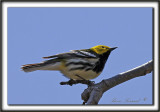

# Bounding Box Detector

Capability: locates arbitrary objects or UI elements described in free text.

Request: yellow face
[91,45,111,54]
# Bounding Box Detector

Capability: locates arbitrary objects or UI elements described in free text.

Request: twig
[60,79,95,86]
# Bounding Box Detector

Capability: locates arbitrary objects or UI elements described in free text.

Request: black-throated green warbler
[21,45,117,80]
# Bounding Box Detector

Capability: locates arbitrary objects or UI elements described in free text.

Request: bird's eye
[101,46,105,48]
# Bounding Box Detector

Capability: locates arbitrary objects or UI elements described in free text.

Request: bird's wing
[43,49,97,59]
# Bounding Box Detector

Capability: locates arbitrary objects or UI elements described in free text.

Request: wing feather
[43,49,97,59]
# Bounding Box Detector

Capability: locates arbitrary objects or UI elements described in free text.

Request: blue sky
[8,7,152,104]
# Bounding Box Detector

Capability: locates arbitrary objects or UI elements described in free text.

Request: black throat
[93,51,111,73]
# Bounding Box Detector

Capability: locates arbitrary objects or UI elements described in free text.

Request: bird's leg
[75,74,95,86]
[60,75,95,86]
[75,74,85,80]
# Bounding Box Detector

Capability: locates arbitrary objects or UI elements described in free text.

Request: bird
[21,45,117,84]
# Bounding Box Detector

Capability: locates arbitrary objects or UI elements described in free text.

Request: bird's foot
[60,79,76,86]
[75,74,95,86]
[86,80,95,86]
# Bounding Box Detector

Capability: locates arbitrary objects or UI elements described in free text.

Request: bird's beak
[109,47,118,51]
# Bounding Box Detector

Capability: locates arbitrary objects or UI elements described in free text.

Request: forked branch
[81,60,153,105]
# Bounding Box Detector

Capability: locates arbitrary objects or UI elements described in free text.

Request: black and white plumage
[21,45,117,80]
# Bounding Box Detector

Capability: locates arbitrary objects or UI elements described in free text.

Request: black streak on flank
[66,62,93,67]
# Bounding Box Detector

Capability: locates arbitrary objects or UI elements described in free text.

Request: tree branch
[81,60,153,105]
[60,79,95,86]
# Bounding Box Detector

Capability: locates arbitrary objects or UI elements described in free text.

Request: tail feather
[21,59,61,72]
[21,63,43,72]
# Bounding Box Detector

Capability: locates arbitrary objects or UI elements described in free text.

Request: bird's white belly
[60,68,101,80]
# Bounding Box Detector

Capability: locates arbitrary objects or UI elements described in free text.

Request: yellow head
[91,45,117,55]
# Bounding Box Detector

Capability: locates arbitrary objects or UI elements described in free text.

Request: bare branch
[60,79,95,86]
[81,60,153,105]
